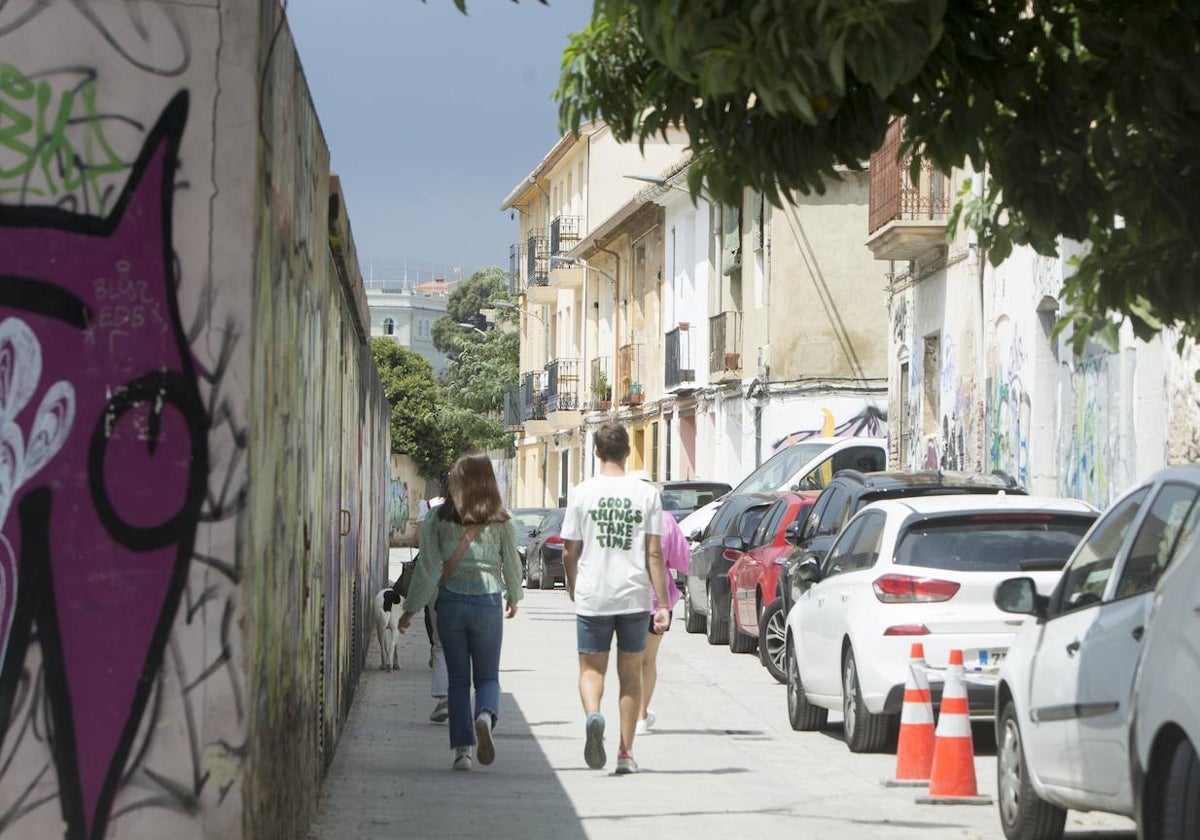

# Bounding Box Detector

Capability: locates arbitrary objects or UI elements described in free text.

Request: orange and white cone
[916,649,993,805]
[882,643,935,787]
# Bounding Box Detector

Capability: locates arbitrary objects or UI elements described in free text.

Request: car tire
[758,598,788,684]
[729,597,757,654]
[538,556,554,590]
[787,638,828,731]
[1161,739,1200,840]
[705,585,729,645]
[842,647,892,753]
[683,589,706,634]
[997,700,1067,840]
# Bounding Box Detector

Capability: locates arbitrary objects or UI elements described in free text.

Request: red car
[727,491,819,682]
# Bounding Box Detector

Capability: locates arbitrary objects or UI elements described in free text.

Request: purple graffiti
[0,93,205,840]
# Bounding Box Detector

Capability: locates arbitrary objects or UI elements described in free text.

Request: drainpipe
[596,240,622,388]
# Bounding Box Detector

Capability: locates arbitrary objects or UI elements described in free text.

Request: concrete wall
[0,2,388,837]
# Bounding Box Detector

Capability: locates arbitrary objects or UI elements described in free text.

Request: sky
[287,0,593,287]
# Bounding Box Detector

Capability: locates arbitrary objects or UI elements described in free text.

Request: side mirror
[689,528,703,542]
[795,555,821,583]
[995,577,1046,619]
[722,534,746,552]
[785,522,803,545]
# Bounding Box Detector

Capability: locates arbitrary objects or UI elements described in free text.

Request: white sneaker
[475,713,496,766]
[635,719,648,736]
[452,747,473,771]
[644,709,656,730]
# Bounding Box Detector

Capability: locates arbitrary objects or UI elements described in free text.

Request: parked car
[781,469,1027,617]
[726,491,820,680]
[656,480,732,523]
[511,507,551,568]
[677,437,887,541]
[786,494,1096,754]
[992,465,1200,838]
[683,492,777,645]
[1132,521,1200,840]
[524,507,566,590]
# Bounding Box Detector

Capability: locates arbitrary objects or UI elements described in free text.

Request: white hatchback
[784,494,1097,753]
[992,465,1200,839]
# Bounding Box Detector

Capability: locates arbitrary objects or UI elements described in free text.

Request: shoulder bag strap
[440,525,479,584]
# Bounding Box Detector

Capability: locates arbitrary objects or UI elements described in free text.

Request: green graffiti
[0,64,131,213]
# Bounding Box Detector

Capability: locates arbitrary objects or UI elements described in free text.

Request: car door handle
[840,592,850,602]
[1132,625,1144,642]
[816,595,826,606]
[1066,640,1080,656]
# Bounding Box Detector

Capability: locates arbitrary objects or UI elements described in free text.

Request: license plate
[964,648,1007,672]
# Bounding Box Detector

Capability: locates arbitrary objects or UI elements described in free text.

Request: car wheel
[1161,739,1200,840]
[538,557,554,590]
[787,638,828,731]
[841,647,892,753]
[705,585,729,645]
[997,701,1067,840]
[729,596,756,654]
[683,587,706,633]
[758,598,787,684]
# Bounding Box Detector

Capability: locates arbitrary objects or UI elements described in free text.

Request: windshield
[730,443,833,495]
[512,510,547,530]
[660,486,727,513]
[894,515,1096,572]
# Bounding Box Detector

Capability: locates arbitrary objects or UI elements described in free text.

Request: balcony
[508,243,523,297]
[525,233,555,305]
[587,356,613,412]
[502,382,522,432]
[550,215,583,255]
[546,358,582,430]
[709,311,742,382]
[616,343,646,407]
[865,118,950,261]
[520,370,552,437]
[665,323,697,391]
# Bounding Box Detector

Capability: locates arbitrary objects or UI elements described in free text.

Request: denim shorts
[577,612,651,654]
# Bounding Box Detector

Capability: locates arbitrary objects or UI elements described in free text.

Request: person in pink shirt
[628,472,690,735]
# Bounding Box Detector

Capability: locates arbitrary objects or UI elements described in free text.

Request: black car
[511,507,551,569]
[525,508,566,590]
[780,469,1025,614]
[683,491,778,645]
[656,480,732,523]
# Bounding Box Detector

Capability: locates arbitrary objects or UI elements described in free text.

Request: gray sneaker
[584,713,606,769]
[475,713,496,766]
[430,699,449,723]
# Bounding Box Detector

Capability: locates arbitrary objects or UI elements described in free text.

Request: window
[821,517,866,579]
[894,515,1095,572]
[738,504,772,545]
[843,512,886,572]
[382,317,395,336]
[1057,488,1149,614]
[816,487,852,536]
[1115,483,1200,598]
[753,501,787,548]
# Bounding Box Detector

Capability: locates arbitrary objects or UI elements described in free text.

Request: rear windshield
[731,442,832,495]
[894,515,1095,573]
[661,486,727,513]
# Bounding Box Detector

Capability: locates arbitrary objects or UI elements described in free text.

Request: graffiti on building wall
[389,480,410,544]
[771,405,888,454]
[1058,352,1129,508]
[987,320,1031,486]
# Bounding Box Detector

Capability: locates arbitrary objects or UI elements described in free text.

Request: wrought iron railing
[508,243,523,296]
[588,356,613,411]
[868,118,950,235]
[617,343,646,406]
[526,233,550,288]
[665,324,695,388]
[546,358,581,412]
[521,370,547,423]
[550,215,583,256]
[709,311,742,375]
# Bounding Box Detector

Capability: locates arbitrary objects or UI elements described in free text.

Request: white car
[784,494,1097,753]
[678,436,887,541]
[1132,522,1200,840]
[992,465,1200,839]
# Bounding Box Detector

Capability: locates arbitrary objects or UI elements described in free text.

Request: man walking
[562,422,670,774]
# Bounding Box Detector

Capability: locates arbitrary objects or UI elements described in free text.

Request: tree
[431,266,511,360]
[441,328,520,416]
[554,1,1200,352]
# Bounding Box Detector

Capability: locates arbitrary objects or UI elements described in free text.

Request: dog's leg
[390,626,401,671]
[376,617,388,670]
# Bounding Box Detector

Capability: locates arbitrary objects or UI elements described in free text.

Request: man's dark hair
[594,421,630,464]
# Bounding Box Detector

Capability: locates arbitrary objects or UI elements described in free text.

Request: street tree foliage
[431,266,511,359]
[441,328,521,416]
[554,1,1200,352]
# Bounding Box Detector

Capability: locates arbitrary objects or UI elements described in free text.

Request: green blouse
[404,511,524,612]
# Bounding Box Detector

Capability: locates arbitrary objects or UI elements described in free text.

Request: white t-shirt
[561,474,663,616]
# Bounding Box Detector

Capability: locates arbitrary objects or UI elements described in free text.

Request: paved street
[310,553,1134,839]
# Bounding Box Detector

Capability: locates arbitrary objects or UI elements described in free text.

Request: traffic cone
[882,643,935,787]
[915,649,993,805]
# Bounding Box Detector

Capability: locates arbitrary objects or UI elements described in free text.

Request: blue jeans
[435,588,503,749]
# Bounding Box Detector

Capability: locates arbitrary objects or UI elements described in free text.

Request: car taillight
[873,574,960,603]
[546,535,564,545]
[884,624,931,636]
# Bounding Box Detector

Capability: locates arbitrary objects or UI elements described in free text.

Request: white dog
[373,587,403,671]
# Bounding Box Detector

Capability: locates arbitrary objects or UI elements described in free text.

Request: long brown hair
[444,451,509,525]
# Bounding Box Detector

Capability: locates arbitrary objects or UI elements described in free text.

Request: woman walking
[399,452,523,770]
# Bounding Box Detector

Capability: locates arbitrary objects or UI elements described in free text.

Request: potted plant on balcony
[628,380,644,405]
[592,371,611,411]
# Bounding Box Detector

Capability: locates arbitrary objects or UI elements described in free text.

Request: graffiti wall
[387,454,423,548]
[0,2,388,838]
